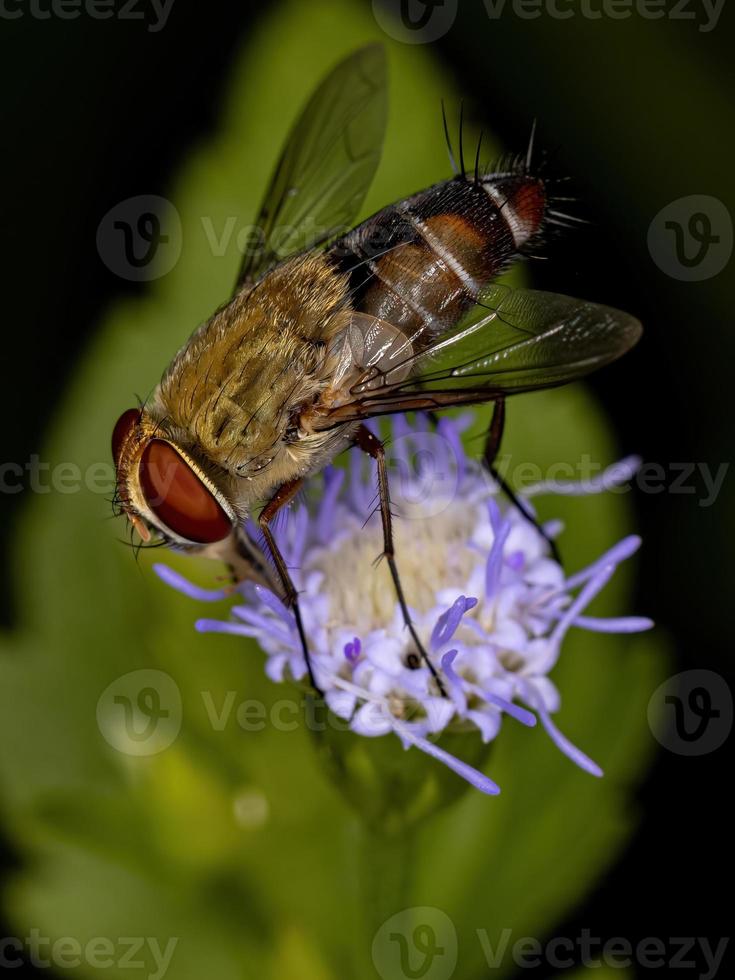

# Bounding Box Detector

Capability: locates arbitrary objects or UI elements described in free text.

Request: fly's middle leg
[353,423,448,698]
[482,397,562,566]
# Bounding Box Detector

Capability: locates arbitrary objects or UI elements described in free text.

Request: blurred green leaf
[0,0,669,978]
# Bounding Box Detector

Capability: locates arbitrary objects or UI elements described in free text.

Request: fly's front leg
[482,397,562,566]
[258,478,322,695]
[353,424,448,697]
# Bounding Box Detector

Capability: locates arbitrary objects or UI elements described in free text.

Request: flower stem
[359,821,416,970]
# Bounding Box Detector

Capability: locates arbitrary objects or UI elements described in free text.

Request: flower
[155,413,652,796]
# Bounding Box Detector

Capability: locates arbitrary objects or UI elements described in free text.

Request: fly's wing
[234,45,387,291]
[322,284,642,422]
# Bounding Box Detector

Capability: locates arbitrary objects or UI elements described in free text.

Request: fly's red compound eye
[138,439,232,544]
[112,408,141,463]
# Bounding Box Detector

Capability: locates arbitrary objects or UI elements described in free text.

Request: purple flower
[155,414,652,796]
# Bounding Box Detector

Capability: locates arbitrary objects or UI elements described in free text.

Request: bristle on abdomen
[329,171,547,349]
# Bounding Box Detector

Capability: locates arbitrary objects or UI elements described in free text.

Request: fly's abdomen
[329,172,546,346]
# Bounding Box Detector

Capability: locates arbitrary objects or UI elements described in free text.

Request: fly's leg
[258,478,322,695]
[483,397,563,566]
[353,424,448,697]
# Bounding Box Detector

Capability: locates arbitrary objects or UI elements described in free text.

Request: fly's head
[112,406,239,550]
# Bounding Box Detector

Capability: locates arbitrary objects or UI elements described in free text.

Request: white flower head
[156,413,652,795]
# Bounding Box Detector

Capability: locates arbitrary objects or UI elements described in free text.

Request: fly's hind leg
[258,478,323,695]
[483,397,562,566]
[353,424,448,697]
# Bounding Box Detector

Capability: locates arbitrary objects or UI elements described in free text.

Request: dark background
[1,2,732,976]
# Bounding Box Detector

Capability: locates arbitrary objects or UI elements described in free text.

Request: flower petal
[153,564,232,601]
[393,724,501,795]
[430,596,477,651]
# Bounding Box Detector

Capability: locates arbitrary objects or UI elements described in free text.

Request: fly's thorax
[140,391,296,517]
[155,250,353,475]
[224,420,360,515]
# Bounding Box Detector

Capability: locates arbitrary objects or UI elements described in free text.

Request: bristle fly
[526,118,537,172]
[441,100,459,176]
[473,131,484,184]
[458,100,467,179]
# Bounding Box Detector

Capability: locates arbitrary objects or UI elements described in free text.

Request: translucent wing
[234,45,387,290]
[322,284,642,422]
